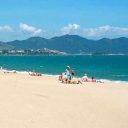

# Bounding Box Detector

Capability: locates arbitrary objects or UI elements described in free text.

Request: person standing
[71,69,75,78]
[66,66,72,81]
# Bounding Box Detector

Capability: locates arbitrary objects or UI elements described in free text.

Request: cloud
[1,23,128,41]
[61,24,128,38]
[83,25,128,38]
[61,24,80,34]
[19,23,43,36]
[0,25,13,32]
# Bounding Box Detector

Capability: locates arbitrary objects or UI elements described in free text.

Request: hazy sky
[0,0,128,41]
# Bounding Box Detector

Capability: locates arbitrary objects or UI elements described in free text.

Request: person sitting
[69,79,82,84]
[62,78,82,84]
[36,73,42,76]
[58,72,67,82]
[91,77,96,82]
[29,72,42,76]
[82,74,89,82]
[4,70,17,74]
[59,73,63,81]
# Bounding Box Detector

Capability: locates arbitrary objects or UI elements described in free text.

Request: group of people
[59,66,80,84]
[82,74,96,82]
[59,66,97,84]
[28,72,42,76]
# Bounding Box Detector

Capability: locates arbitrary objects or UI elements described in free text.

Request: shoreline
[1,68,128,85]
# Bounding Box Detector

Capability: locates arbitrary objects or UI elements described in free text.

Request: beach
[0,71,128,128]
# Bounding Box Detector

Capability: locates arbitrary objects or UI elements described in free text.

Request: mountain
[7,37,48,50]
[0,35,128,54]
[0,41,14,50]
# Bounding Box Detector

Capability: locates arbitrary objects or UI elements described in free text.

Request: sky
[0,0,128,41]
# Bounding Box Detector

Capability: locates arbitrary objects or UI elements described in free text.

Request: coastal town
[0,48,66,55]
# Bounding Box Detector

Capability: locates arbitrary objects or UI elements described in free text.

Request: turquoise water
[0,55,128,82]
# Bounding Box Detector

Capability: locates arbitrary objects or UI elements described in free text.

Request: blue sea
[0,55,128,83]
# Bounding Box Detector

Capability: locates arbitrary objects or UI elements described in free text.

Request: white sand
[0,71,128,128]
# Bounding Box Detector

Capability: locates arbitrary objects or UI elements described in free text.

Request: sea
[0,55,128,83]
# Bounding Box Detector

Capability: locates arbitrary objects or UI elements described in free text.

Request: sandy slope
[0,72,128,128]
